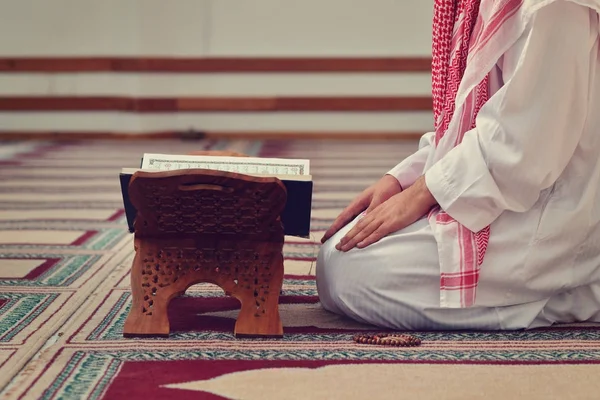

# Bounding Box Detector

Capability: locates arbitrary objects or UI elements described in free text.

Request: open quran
[119,152,313,338]
[119,153,313,237]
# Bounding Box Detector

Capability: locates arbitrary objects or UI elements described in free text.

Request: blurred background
[0,0,434,140]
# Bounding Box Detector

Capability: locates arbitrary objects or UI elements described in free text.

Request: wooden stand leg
[234,253,284,338]
[123,251,175,337]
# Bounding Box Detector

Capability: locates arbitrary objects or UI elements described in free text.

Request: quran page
[140,153,310,177]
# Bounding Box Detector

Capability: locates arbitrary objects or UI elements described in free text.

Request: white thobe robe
[316,1,600,330]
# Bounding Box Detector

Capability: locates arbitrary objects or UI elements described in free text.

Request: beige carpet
[0,139,599,400]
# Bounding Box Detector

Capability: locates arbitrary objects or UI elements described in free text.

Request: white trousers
[316,216,600,331]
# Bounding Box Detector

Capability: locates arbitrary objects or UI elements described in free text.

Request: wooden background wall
[0,0,434,139]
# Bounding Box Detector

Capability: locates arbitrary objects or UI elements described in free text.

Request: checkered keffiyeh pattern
[430,0,524,307]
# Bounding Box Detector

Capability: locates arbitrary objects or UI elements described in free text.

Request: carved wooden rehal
[123,169,286,338]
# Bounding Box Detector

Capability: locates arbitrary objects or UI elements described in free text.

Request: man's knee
[316,240,351,308]
[316,239,370,315]
[315,239,340,312]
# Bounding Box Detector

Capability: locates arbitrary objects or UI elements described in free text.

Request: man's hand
[320,175,403,243]
[336,176,437,252]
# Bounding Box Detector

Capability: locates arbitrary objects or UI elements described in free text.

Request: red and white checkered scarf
[429,0,599,307]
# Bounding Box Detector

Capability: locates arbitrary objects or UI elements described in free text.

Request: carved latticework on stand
[122,169,286,338]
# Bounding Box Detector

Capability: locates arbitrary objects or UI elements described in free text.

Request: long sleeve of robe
[423,3,593,233]
[389,2,595,232]
[386,131,435,190]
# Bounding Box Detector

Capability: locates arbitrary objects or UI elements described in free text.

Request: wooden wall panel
[0,96,432,112]
[0,130,423,141]
[0,57,432,73]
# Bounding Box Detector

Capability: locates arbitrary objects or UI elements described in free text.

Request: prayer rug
[1,139,599,400]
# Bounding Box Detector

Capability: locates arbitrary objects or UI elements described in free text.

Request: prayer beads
[353,333,421,347]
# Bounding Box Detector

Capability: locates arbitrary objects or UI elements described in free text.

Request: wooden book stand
[122,169,286,338]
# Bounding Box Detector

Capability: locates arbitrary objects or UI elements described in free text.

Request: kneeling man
[317,0,600,330]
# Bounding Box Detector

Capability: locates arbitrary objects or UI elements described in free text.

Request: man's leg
[527,283,600,328]
[316,216,505,331]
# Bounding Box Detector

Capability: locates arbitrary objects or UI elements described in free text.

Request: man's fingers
[339,220,381,252]
[321,212,353,243]
[321,198,368,242]
[356,225,389,249]
[364,197,384,215]
[337,218,381,252]
[337,213,371,246]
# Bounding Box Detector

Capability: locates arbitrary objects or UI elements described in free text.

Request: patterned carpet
[1,139,600,399]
